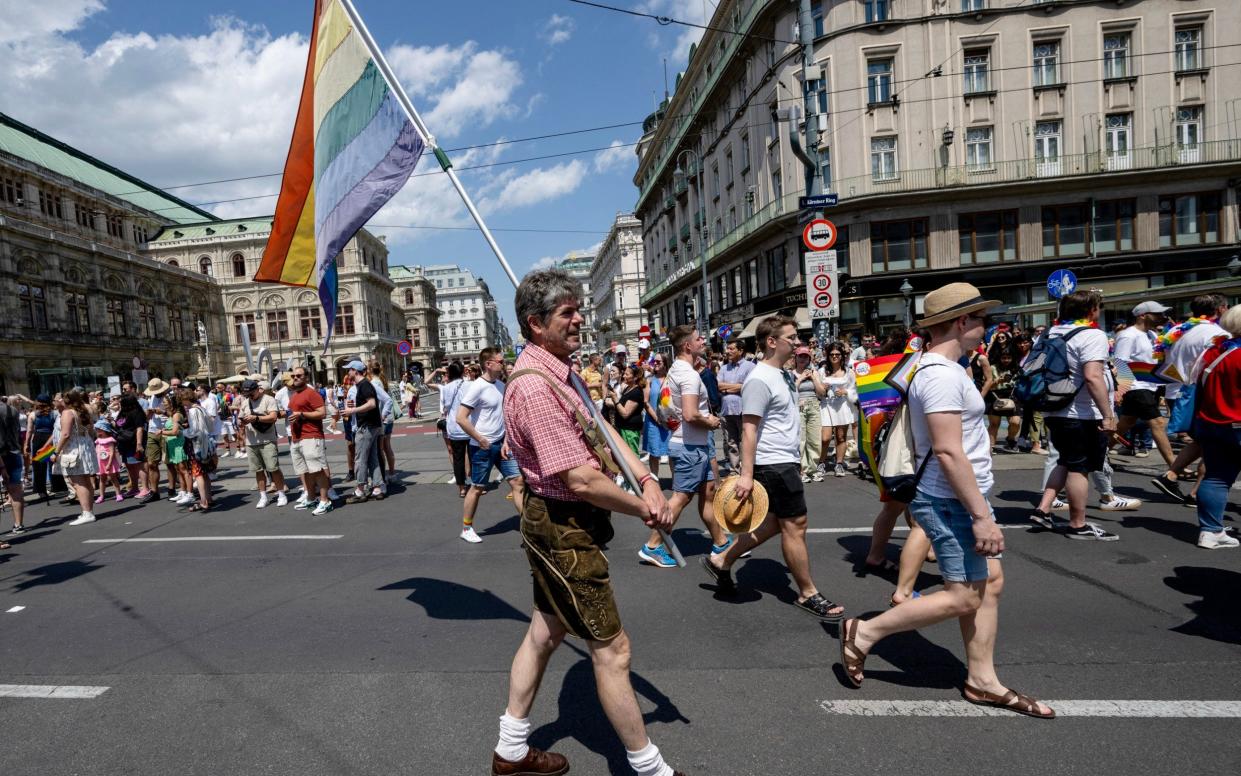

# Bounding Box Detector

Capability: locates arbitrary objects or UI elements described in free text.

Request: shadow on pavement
[530,658,690,776]
[480,514,520,537]
[828,609,968,691]
[12,558,104,592]
[1119,514,1199,544]
[1166,565,1241,646]
[378,577,530,623]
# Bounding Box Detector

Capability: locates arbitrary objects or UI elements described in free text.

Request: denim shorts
[469,440,520,486]
[668,442,715,494]
[909,492,998,583]
[1,451,22,483]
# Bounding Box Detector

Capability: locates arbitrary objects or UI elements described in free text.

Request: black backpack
[1013,327,1090,411]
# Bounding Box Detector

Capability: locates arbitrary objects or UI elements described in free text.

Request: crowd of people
[0,359,430,545]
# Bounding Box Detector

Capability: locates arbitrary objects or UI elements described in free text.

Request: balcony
[832,138,1241,201]
[674,175,689,198]
[679,223,691,243]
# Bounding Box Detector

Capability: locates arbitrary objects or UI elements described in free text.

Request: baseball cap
[795,346,811,356]
[613,344,627,355]
[637,340,650,350]
[240,379,260,393]
[345,359,367,372]
[1132,300,1171,316]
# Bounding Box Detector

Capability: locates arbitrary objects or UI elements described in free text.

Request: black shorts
[1045,417,1106,474]
[1120,388,1163,421]
[753,462,807,519]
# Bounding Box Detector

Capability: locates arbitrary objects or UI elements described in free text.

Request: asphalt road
[0,424,1238,776]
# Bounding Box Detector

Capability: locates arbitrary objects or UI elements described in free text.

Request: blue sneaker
[711,534,752,558]
[638,543,677,568]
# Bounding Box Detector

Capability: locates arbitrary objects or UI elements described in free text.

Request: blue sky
[1,0,712,329]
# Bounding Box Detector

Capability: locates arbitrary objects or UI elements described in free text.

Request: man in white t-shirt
[1111,300,1174,466]
[702,314,845,622]
[1033,290,1120,541]
[1151,293,1231,502]
[456,347,524,544]
[833,283,1053,718]
[638,325,726,569]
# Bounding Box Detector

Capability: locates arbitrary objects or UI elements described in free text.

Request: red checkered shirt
[504,344,600,502]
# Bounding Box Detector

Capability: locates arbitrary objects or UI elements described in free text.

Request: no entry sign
[802,218,837,251]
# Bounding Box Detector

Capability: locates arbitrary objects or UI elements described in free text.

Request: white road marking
[6,606,25,613]
[0,684,109,699]
[818,700,1241,717]
[82,535,344,543]
[806,525,1027,534]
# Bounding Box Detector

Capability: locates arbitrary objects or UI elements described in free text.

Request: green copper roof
[148,216,273,242]
[0,112,218,225]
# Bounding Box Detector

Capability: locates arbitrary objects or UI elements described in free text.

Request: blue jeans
[668,442,714,494]
[1193,419,1241,533]
[468,440,520,486]
[909,492,996,583]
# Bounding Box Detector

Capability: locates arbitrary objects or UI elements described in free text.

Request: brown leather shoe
[491,747,569,776]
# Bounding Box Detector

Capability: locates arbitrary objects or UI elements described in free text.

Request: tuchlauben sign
[754,287,806,315]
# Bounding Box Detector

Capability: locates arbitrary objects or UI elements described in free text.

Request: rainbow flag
[1125,361,1176,385]
[856,346,923,497]
[854,354,905,416]
[33,440,54,462]
[255,0,424,345]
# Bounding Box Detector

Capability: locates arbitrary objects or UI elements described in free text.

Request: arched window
[231,253,246,277]
[404,289,413,305]
[199,256,212,275]
[168,260,179,268]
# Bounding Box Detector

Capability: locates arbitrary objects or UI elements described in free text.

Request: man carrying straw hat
[834,282,1054,719]
[701,314,846,622]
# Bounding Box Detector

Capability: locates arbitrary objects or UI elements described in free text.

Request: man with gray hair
[493,268,685,776]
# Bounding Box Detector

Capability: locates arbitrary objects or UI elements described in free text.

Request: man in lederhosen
[492,268,686,776]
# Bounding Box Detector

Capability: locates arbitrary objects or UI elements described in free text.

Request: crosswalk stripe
[0,684,109,699]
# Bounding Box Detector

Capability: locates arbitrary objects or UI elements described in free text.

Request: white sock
[494,712,530,762]
[627,741,673,776]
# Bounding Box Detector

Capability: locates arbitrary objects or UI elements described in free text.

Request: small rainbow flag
[854,354,905,416]
[33,440,54,462]
[255,0,424,347]
[1126,361,1176,384]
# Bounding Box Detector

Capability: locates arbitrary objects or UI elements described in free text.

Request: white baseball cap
[1132,301,1171,316]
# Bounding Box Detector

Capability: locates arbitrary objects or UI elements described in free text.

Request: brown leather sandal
[838,617,866,688]
[962,683,1055,719]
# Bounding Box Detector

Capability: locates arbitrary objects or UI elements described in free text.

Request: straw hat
[915,282,1001,327]
[713,476,769,534]
[143,378,169,397]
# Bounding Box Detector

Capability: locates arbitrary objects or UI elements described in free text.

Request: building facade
[558,251,599,352]
[389,265,444,370]
[145,219,402,385]
[590,212,648,353]
[420,264,503,361]
[636,0,1241,342]
[0,112,226,395]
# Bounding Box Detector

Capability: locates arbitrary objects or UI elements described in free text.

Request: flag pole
[337,0,520,290]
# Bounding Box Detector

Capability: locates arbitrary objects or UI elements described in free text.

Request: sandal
[838,617,866,688]
[860,558,899,575]
[187,503,211,513]
[794,593,844,622]
[888,590,922,608]
[962,683,1055,719]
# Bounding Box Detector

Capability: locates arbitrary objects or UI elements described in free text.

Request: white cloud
[593,140,635,174]
[480,160,587,212]
[528,255,561,272]
[637,0,708,63]
[524,240,603,276]
[0,0,102,45]
[540,14,575,46]
[0,6,531,246]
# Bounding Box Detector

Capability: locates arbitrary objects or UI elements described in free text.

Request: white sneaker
[293,495,312,510]
[276,491,289,507]
[1050,498,1069,511]
[68,512,96,526]
[327,488,340,501]
[175,492,195,505]
[255,493,269,509]
[460,526,482,543]
[1099,495,1142,511]
[234,451,247,459]
[1198,530,1239,549]
[311,501,333,516]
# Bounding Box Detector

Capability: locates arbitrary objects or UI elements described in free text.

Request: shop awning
[737,308,813,338]
[1005,276,1241,316]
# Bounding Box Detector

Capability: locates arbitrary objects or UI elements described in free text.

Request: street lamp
[900,279,914,328]
[1228,255,1241,277]
[674,145,711,334]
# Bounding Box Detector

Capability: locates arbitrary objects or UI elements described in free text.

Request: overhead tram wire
[124,36,1241,203]
[565,0,799,45]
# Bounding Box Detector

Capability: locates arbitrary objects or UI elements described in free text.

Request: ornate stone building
[590,212,647,353]
[0,112,225,395]
[145,218,401,386]
[389,264,443,370]
[419,264,505,361]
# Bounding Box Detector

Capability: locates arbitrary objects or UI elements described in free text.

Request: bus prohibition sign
[814,291,834,309]
[802,218,837,251]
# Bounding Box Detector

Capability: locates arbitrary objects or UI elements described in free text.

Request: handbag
[992,397,1017,413]
[58,448,80,468]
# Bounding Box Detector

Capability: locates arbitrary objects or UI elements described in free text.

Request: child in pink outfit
[93,419,124,503]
